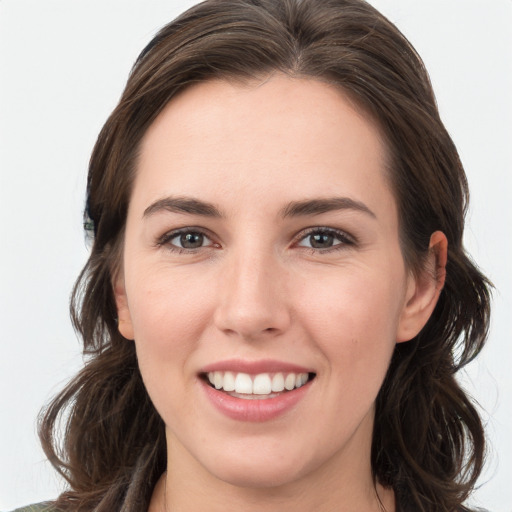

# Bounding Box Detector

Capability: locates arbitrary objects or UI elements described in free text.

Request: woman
[12,0,491,510]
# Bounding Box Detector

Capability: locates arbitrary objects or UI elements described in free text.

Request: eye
[157,229,217,252]
[174,231,207,249]
[296,228,354,251]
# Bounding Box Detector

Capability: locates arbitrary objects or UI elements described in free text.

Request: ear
[396,231,447,343]
[113,273,134,340]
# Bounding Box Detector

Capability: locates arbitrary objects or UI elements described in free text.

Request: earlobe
[113,275,134,340]
[396,231,448,343]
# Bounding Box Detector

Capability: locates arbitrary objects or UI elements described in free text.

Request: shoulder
[8,503,59,512]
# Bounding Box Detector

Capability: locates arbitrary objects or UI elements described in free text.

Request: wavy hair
[39,1,492,510]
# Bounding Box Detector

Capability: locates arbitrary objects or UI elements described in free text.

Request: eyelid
[155,226,219,251]
[154,225,355,253]
[294,226,356,250]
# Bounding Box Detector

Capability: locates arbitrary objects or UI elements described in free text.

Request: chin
[214,462,307,490]
[198,440,319,490]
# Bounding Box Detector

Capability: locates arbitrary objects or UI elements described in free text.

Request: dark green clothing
[9,503,56,512]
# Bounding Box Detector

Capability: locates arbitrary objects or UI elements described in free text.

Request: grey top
[9,503,56,512]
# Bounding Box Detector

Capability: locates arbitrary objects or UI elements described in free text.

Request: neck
[149,421,395,512]
[152,468,394,512]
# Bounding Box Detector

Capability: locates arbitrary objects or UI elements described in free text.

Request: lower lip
[200,379,312,422]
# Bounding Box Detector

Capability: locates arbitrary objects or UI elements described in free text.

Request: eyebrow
[143,196,223,219]
[142,195,376,220]
[280,197,376,219]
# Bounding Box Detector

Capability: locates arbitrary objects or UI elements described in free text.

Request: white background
[0,1,511,510]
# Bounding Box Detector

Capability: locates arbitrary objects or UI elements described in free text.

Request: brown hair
[39,1,491,510]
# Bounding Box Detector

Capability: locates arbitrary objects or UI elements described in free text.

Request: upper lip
[200,358,314,375]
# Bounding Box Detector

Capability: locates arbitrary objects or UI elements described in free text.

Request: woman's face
[115,75,432,490]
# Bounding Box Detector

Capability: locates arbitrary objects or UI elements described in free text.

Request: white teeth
[284,373,296,391]
[271,373,285,392]
[234,373,253,394]
[214,371,223,390]
[223,371,235,392]
[253,374,272,394]
[207,371,311,395]
[295,373,308,388]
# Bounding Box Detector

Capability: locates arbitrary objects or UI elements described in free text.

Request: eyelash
[156,227,356,254]
[156,228,218,254]
[294,227,356,253]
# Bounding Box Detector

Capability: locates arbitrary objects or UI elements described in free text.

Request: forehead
[142,74,386,159]
[134,75,395,221]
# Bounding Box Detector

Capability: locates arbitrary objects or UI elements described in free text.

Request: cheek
[125,266,214,378]
[296,262,406,376]
[128,264,210,333]
[125,268,216,423]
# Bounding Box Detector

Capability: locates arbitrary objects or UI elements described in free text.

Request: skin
[114,74,447,512]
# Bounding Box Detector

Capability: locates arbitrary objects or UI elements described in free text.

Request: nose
[213,247,291,341]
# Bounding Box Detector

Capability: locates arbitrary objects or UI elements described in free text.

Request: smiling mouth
[202,371,316,399]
